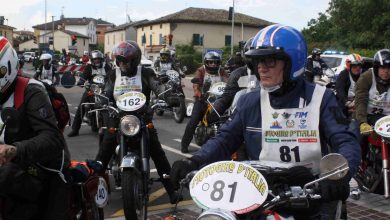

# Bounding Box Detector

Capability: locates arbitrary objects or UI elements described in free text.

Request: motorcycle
[92,91,163,220]
[193,79,229,146]
[0,108,109,220]
[80,75,106,132]
[174,153,349,220]
[313,67,336,92]
[354,115,390,198]
[151,69,187,123]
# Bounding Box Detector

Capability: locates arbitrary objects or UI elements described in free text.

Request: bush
[176,44,202,75]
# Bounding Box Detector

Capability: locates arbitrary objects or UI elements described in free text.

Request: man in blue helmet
[170,24,360,219]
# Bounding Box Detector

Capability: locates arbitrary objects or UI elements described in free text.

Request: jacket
[335,69,360,106]
[192,78,361,177]
[193,66,229,98]
[355,68,390,124]
[4,80,69,170]
[304,57,328,82]
[81,63,112,83]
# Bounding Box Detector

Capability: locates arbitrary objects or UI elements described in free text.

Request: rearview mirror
[320,153,349,180]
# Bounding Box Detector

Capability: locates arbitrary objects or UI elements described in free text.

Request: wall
[19,39,38,51]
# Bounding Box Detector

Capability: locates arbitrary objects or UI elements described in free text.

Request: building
[33,16,112,51]
[0,16,15,45]
[134,7,273,60]
[13,30,35,51]
[104,20,148,56]
[96,18,115,46]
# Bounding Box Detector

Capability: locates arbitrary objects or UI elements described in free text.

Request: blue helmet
[245,24,307,81]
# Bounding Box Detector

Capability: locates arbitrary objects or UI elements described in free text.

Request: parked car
[23,51,37,62]
[321,52,349,78]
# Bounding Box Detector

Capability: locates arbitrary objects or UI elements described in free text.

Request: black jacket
[81,63,112,83]
[34,64,59,84]
[304,57,328,82]
[4,80,69,170]
[335,69,359,106]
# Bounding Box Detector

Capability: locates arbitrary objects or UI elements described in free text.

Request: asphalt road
[22,62,199,218]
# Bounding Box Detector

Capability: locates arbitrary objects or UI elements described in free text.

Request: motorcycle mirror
[319,153,349,180]
[61,71,76,88]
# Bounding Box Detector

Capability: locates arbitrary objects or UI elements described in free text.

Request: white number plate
[190,161,268,214]
[375,115,390,138]
[116,91,146,111]
[166,70,179,80]
[95,177,109,208]
[93,76,105,84]
[209,82,226,96]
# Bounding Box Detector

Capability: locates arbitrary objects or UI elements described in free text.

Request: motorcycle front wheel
[173,97,186,123]
[122,169,145,220]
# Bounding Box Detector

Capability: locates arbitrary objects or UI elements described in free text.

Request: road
[22,62,198,219]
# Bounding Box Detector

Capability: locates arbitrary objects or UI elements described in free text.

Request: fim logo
[295,112,308,118]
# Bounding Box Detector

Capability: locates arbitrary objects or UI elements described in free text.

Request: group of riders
[0,22,390,219]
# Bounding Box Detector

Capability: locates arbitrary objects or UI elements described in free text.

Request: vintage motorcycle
[193,80,228,146]
[92,91,163,220]
[313,67,336,91]
[0,108,109,220]
[80,75,106,132]
[151,69,186,123]
[354,115,390,198]
[174,153,349,220]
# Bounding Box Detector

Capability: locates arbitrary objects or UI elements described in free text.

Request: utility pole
[44,0,47,44]
[230,0,235,56]
[52,16,55,51]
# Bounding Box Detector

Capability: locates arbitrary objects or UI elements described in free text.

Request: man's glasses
[206,60,219,65]
[256,57,278,68]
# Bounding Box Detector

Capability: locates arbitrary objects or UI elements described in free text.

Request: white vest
[259,85,325,175]
[0,79,43,143]
[347,73,356,100]
[41,65,53,80]
[92,63,107,76]
[113,66,143,100]
[367,71,390,115]
[160,63,172,72]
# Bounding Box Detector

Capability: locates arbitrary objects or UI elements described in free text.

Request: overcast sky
[3,0,330,31]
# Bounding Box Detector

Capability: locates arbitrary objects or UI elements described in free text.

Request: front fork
[381,138,390,198]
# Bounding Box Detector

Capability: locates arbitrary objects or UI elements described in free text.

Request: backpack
[14,77,71,132]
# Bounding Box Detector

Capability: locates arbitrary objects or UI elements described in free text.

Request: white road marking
[161,144,192,158]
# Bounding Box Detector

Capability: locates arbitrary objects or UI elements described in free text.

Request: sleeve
[193,67,203,98]
[82,65,93,81]
[12,85,65,166]
[193,102,245,165]
[335,70,349,105]
[319,91,361,178]
[33,66,42,80]
[354,71,372,124]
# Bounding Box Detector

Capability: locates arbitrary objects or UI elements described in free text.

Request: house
[134,7,273,60]
[104,20,148,56]
[96,18,115,46]
[32,15,113,51]
[18,39,38,51]
[0,16,15,45]
[13,30,35,51]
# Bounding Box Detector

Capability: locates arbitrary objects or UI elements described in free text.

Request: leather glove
[170,158,199,190]
[319,176,350,202]
[286,166,315,187]
[0,144,17,165]
[360,122,373,135]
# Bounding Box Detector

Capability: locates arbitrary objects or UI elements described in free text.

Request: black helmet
[312,48,322,56]
[243,37,254,68]
[160,48,171,63]
[203,51,221,74]
[112,40,141,77]
[373,49,390,84]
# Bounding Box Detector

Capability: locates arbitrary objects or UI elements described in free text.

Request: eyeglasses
[206,60,219,65]
[256,57,278,68]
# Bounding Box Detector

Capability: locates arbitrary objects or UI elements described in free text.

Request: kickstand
[164,186,185,220]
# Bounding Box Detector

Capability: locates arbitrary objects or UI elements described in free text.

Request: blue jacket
[193,78,361,176]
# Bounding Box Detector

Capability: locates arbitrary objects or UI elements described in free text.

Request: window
[225,35,231,46]
[0,31,2,36]
[142,27,144,31]
[113,35,115,45]
[149,34,152,46]
[159,34,163,44]
[84,39,86,46]
[150,26,152,30]
[107,35,110,44]
[121,33,123,41]
[193,34,200,46]
[160,24,162,29]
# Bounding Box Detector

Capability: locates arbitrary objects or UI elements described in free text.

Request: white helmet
[40,53,52,61]
[0,37,18,95]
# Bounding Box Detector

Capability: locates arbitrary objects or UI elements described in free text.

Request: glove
[170,158,199,189]
[286,166,315,187]
[207,111,220,124]
[319,177,350,202]
[360,122,372,135]
[0,144,17,165]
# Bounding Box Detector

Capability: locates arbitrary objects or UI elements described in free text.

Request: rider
[208,37,259,123]
[0,37,70,219]
[81,51,90,64]
[171,24,360,219]
[68,50,113,137]
[96,40,181,204]
[355,49,390,134]
[154,47,182,75]
[180,51,229,153]
[34,53,60,85]
[305,48,328,83]
[335,53,363,117]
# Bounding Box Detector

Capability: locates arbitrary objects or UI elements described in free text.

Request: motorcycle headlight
[197,209,238,220]
[120,115,140,136]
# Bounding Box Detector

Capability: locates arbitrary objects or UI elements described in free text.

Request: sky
[3,0,331,32]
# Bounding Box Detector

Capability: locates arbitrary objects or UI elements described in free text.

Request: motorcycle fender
[120,152,140,169]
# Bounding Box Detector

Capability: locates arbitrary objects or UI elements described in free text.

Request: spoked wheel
[122,169,145,220]
[173,97,186,123]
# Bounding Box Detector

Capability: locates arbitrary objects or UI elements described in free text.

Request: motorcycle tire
[122,169,145,220]
[80,200,104,220]
[173,97,186,123]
